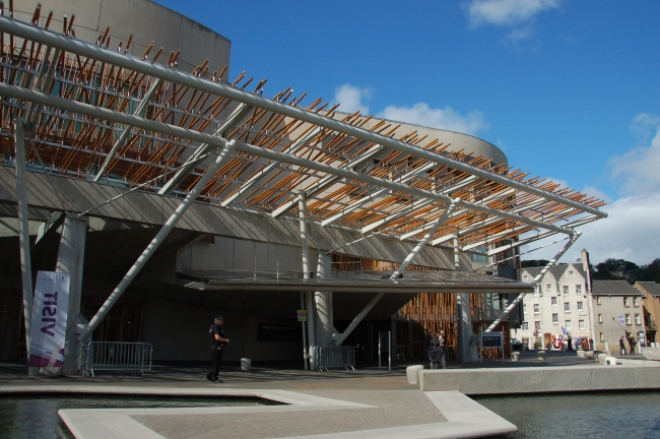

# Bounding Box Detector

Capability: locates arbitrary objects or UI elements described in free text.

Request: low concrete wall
[420,364,660,395]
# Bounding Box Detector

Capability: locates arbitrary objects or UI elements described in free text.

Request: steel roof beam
[221,126,323,207]
[158,102,253,194]
[271,143,388,218]
[320,162,436,227]
[0,83,576,237]
[94,78,163,182]
[0,16,606,219]
[361,175,481,234]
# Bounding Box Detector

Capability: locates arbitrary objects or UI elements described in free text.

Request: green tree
[521,259,550,268]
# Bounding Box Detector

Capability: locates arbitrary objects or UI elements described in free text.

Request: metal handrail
[77,341,153,377]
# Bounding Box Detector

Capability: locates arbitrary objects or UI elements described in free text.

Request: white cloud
[465,0,562,27]
[522,115,660,265]
[334,83,373,114]
[611,118,660,196]
[377,103,489,135]
[522,193,660,266]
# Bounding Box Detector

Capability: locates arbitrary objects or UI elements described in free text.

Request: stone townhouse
[591,280,646,352]
[633,281,660,346]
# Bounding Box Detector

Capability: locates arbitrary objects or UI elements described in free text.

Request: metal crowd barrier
[313,346,356,372]
[77,341,153,377]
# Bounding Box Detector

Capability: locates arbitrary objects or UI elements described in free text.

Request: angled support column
[78,139,238,342]
[14,118,38,375]
[159,103,252,194]
[94,78,163,182]
[56,215,88,376]
[485,231,582,332]
[298,191,316,369]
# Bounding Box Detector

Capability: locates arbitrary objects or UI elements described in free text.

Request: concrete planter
[406,365,424,385]
[537,351,546,361]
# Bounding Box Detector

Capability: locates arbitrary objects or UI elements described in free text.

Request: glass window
[599,332,604,342]
[633,297,639,306]
[577,301,584,311]
[523,304,527,314]
[624,297,630,306]
[522,322,529,331]
[533,286,539,297]
[579,319,585,330]
[534,304,540,314]
[564,302,571,312]
[569,270,574,275]
[552,313,559,324]
[563,285,569,295]
[551,297,557,306]
[576,284,582,295]
[565,320,572,329]
[535,321,541,332]
[596,296,601,305]
[635,314,641,325]
[625,314,631,325]
[598,314,603,323]
[547,284,552,293]
[523,274,528,281]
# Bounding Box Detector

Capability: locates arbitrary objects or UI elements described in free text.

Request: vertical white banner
[28,271,70,368]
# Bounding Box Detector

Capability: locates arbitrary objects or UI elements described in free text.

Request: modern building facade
[0,0,608,373]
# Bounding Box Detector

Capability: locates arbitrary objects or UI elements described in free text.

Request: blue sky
[157,0,659,265]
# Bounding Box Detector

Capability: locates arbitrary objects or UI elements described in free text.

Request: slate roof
[591,280,644,297]
[635,281,660,298]
[521,263,587,281]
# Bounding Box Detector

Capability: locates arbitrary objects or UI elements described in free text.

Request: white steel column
[56,215,88,376]
[14,118,38,376]
[455,235,475,362]
[78,139,238,342]
[314,252,333,346]
[485,231,582,333]
[298,191,316,369]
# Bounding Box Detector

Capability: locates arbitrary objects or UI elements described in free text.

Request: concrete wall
[13,0,231,76]
[420,363,660,394]
[0,168,472,270]
[592,295,645,351]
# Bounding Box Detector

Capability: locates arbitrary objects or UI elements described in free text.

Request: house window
[534,304,540,314]
[546,284,552,293]
[523,304,527,315]
[563,285,569,295]
[596,296,601,305]
[533,286,539,297]
[565,320,572,329]
[576,284,582,295]
[522,322,529,331]
[535,321,541,332]
[633,297,639,306]
[635,314,641,325]
[551,297,558,306]
[577,301,584,311]
[552,313,559,324]
[598,314,603,323]
[599,332,604,342]
[564,302,571,312]
[579,319,585,330]
[625,314,631,325]
[569,270,574,275]
[624,297,630,307]
[523,274,528,281]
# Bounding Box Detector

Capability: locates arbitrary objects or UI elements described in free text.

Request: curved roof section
[0,9,607,254]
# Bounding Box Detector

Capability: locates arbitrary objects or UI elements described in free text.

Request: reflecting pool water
[475,391,660,439]
[0,395,275,439]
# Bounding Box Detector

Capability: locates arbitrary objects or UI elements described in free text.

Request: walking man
[437,329,447,369]
[207,315,230,383]
[619,335,626,356]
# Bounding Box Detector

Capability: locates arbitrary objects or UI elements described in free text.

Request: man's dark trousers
[207,346,223,379]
